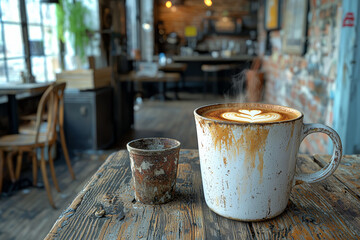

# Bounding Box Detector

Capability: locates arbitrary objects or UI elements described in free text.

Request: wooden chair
[0,83,64,208]
[19,82,75,181]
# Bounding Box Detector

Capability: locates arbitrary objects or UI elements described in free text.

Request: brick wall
[258,0,342,154]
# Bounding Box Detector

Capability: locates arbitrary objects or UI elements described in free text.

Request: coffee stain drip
[242,127,269,184]
[203,121,269,184]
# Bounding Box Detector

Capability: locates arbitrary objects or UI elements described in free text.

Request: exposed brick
[308,81,315,90]
[259,1,340,155]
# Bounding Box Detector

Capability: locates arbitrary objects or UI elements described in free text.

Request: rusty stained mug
[194,103,342,221]
[127,138,181,204]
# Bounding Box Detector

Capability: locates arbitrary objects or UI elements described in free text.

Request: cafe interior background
[0,0,359,239]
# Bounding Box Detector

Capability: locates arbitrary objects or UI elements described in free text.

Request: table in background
[0,82,50,134]
[159,63,187,90]
[119,71,181,100]
[46,150,360,239]
[201,64,239,96]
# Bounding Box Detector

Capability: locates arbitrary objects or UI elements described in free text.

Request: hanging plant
[56,0,91,61]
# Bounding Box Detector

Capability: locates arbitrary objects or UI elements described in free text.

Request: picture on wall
[265,0,281,31]
[282,0,308,55]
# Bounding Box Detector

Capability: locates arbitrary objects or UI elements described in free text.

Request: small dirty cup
[127,138,181,204]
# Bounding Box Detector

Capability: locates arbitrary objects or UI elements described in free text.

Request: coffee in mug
[201,104,299,123]
[194,103,342,221]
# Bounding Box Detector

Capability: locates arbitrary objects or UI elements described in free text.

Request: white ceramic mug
[194,103,342,221]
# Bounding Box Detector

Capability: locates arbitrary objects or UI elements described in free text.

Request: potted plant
[54,0,112,90]
[56,0,91,66]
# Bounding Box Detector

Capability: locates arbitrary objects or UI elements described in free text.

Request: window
[0,0,60,83]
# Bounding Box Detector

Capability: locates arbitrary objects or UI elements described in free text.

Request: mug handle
[294,123,342,184]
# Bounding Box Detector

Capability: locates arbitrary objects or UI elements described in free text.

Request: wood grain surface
[46,150,360,240]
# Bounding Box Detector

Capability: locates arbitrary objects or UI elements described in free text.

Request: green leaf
[56,0,92,62]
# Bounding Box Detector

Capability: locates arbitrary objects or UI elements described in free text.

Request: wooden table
[158,63,187,72]
[0,82,50,133]
[119,71,181,100]
[46,150,360,239]
[159,63,187,91]
[201,64,239,96]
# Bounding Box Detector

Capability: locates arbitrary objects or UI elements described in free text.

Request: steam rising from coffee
[224,68,263,103]
[224,69,247,103]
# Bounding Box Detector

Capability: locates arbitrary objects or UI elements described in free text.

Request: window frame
[0,0,59,83]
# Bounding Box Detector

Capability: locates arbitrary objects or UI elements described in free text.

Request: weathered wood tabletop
[46,150,360,239]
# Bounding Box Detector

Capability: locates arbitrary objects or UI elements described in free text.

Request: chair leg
[15,151,23,180]
[59,125,75,180]
[32,151,38,187]
[0,150,4,194]
[39,147,56,208]
[6,152,16,183]
[48,145,60,192]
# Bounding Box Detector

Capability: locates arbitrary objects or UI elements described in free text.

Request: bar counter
[170,54,255,62]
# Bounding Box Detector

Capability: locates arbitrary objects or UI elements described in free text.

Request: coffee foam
[221,110,282,123]
[199,104,301,123]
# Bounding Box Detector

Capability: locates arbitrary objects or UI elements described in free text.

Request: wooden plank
[145,163,204,239]
[314,154,360,197]
[45,151,360,239]
[46,150,255,239]
[252,155,360,239]
[45,151,130,239]
[179,150,222,239]
[178,151,225,240]
[0,150,109,240]
[56,68,111,90]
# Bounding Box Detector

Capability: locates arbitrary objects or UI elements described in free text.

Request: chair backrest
[33,83,58,145]
[54,82,66,129]
[32,82,67,145]
[34,84,54,144]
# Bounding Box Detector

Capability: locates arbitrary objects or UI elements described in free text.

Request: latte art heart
[221,109,282,123]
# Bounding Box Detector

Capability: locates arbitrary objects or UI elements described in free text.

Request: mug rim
[194,102,304,125]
